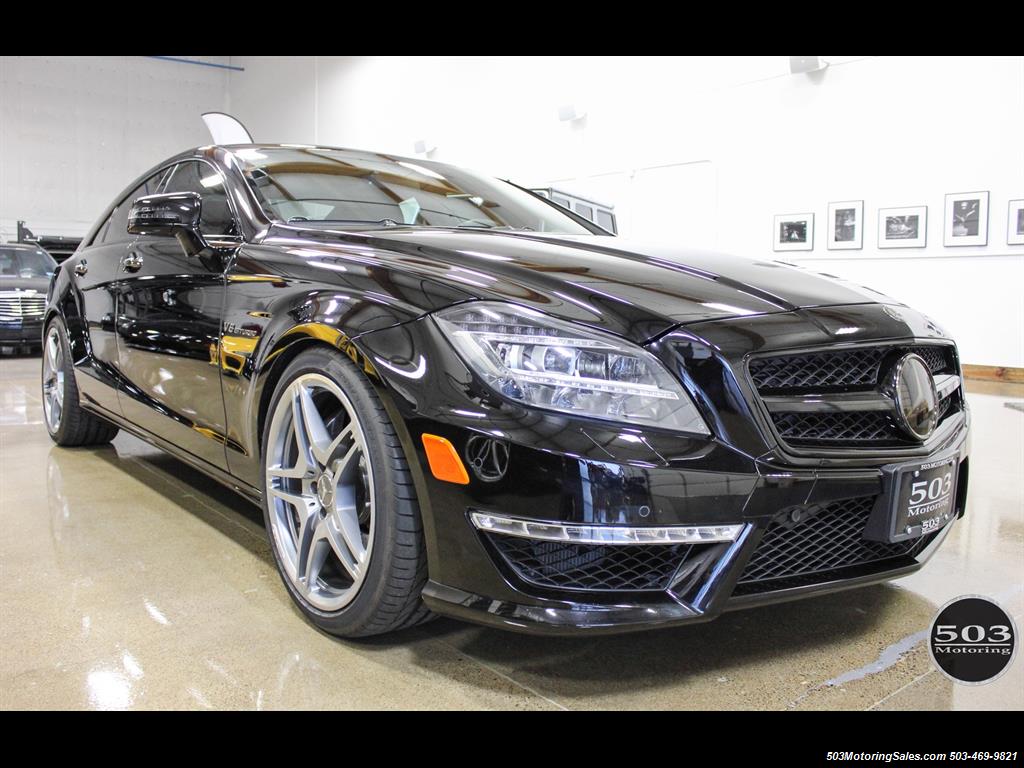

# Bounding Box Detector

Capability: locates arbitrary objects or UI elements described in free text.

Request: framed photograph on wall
[827,200,863,250]
[773,213,814,251]
[878,206,927,249]
[1008,199,1024,246]
[944,191,989,246]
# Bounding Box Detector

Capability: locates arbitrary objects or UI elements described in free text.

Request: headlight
[434,302,709,435]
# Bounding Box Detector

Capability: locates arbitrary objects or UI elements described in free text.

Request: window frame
[158,159,242,240]
[90,166,172,247]
[87,156,244,248]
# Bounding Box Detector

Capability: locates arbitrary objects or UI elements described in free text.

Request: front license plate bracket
[863,451,960,543]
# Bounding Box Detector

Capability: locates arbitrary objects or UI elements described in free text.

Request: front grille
[487,534,695,592]
[773,411,899,444]
[733,496,938,595]
[749,344,952,393]
[748,343,962,449]
[0,292,46,320]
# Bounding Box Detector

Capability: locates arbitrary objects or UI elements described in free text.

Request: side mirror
[127,192,206,257]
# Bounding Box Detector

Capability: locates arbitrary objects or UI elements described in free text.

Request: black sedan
[42,144,970,636]
[1,243,55,353]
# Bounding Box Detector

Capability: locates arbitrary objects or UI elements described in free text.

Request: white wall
[3,57,1019,366]
[226,57,316,146]
[228,56,1023,368]
[0,56,232,241]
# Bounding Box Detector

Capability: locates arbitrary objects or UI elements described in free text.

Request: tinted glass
[0,247,57,279]
[160,161,237,236]
[234,147,595,234]
[574,203,594,221]
[596,210,616,233]
[101,170,167,245]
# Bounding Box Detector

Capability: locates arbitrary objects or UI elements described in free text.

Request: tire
[42,317,120,446]
[261,346,430,637]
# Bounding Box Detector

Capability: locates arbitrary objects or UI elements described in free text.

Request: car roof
[208,143,453,169]
[1,243,44,251]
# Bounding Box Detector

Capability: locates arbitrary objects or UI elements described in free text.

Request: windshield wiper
[288,217,409,227]
[287,217,535,232]
[454,223,535,231]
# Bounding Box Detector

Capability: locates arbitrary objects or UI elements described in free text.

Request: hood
[0,277,50,293]
[262,225,898,343]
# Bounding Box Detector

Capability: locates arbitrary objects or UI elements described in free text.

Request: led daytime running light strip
[455,330,617,349]
[470,512,743,545]
[500,368,679,399]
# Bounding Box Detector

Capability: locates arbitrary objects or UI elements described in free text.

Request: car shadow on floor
[76,438,272,565]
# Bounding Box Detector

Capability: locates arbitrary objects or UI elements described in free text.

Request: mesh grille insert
[487,534,694,592]
[749,344,952,393]
[735,496,938,592]
[772,411,901,444]
[749,344,960,448]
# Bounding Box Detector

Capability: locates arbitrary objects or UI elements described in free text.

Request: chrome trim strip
[934,374,961,400]
[762,391,894,413]
[470,511,743,545]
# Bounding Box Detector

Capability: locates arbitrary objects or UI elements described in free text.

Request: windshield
[233,147,597,235]
[0,247,56,279]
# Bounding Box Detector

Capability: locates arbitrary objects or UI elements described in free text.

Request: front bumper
[0,319,44,347]
[422,524,955,635]
[357,304,971,635]
[418,442,967,636]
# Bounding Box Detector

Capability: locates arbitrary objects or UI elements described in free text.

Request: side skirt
[80,401,263,507]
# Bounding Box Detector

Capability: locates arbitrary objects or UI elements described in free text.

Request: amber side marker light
[421,434,470,485]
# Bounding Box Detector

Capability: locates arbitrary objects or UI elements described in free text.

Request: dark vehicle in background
[1,243,55,353]
[41,143,970,637]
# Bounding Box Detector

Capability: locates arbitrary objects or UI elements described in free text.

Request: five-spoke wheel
[265,374,375,611]
[42,325,65,434]
[261,348,430,636]
[41,318,119,446]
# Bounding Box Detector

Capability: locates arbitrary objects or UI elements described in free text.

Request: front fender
[219,281,434,490]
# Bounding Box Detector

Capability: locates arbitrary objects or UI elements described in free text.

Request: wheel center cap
[315,469,335,508]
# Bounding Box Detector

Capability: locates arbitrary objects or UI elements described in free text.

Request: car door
[114,160,239,471]
[69,169,167,417]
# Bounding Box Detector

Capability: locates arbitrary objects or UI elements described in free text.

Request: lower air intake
[487,534,697,592]
[734,495,939,595]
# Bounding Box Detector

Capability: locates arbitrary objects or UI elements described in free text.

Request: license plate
[889,456,958,541]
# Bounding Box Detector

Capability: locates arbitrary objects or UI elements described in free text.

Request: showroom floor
[1,354,1021,711]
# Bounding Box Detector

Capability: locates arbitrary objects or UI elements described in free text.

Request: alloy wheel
[42,326,65,433]
[265,373,375,612]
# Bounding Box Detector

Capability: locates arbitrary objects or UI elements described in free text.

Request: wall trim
[962,364,1024,384]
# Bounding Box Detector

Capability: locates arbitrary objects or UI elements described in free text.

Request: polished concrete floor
[1,353,1022,710]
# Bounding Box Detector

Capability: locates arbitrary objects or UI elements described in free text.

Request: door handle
[74,260,88,277]
[122,253,144,272]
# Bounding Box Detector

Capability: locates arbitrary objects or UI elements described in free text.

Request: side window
[98,169,167,245]
[160,161,237,237]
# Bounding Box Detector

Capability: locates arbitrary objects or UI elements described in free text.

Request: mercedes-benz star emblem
[889,353,939,441]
